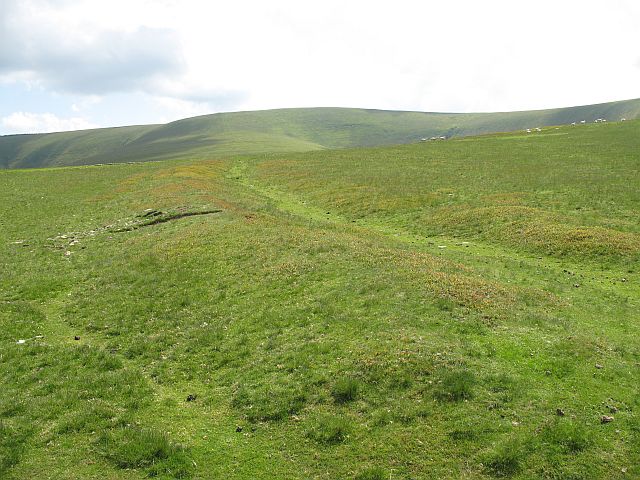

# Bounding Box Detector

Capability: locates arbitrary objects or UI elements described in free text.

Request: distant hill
[2,98,639,169]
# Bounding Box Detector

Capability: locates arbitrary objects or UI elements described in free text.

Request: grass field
[1,118,639,479]
[2,98,640,169]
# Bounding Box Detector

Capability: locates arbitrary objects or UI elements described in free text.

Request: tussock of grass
[541,420,592,454]
[354,467,388,480]
[434,369,476,402]
[331,377,360,404]
[306,415,351,445]
[232,383,307,422]
[449,429,478,442]
[0,421,27,475]
[482,438,524,477]
[99,427,193,477]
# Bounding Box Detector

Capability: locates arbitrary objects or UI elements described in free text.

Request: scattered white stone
[64,251,72,257]
[438,245,447,249]
[16,339,26,344]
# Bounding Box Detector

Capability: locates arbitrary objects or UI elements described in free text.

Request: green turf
[2,98,640,169]
[0,119,638,479]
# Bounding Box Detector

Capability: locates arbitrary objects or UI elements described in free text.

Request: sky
[1,0,639,135]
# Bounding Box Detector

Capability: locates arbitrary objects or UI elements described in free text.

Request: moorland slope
[1,118,639,479]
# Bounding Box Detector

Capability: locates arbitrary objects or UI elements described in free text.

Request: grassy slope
[1,120,639,479]
[2,98,640,169]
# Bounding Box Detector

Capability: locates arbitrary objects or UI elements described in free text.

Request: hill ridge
[2,98,640,169]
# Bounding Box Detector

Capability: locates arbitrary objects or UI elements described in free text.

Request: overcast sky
[1,0,639,134]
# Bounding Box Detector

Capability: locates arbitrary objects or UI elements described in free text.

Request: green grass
[306,414,352,445]
[0,119,639,478]
[434,369,476,402]
[331,377,360,404]
[99,427,193,477]
[2,99,640,168]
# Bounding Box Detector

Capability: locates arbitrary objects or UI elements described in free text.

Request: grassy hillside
[2,98,640,169]
[1,119,639,479]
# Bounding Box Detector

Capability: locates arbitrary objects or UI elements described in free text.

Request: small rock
[74,336,81,341]
[235,425,243,433]
[16,339,26,344]
[601,415,614,424]
[64,251,72,257]
[573,283,580,288]
[186,394,197,402]
[556,408,565,417]
[621,467,627,474]
[595,364,603,369]
[511,421,520,426]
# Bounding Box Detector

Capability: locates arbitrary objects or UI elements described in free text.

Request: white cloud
[0,1,185,95]
[71,96,102,112]
[1,112,98,134]
[151,97,218,123]
[1,0,640,135]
